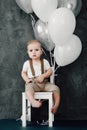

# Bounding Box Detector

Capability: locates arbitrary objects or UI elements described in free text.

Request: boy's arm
[36,68,52,83]
[21,71,32,84]
[42,68,52,79]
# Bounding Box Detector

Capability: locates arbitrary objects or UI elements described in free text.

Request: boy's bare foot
[31,100,42,108]
[51,105,58,114]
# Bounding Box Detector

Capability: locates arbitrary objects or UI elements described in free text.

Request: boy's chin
[32,57,40,60]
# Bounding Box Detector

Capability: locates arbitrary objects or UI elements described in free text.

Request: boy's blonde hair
[27,40,41,49]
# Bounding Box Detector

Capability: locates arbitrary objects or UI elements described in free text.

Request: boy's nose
[32,50,35,52]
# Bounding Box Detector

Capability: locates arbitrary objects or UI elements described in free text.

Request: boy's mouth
[33,55,36,57]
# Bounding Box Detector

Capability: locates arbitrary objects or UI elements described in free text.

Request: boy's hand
[26,79,32,84]
[36,75,45,83]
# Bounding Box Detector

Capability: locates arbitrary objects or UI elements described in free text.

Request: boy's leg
[44,82,60,114]
[26,89,42,108]
[25,83,42,108]
[51,92,60,114]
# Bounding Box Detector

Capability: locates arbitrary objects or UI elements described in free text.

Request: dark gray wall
[55,0,87,120]
[0,0,34,119]
[0,0,87,121]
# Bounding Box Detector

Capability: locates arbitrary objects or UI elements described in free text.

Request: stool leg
[27,100,31,121]
[49,95,53,127]
[52,98,54,122]
[22,93,26,127]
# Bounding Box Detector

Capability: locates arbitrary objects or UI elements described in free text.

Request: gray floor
[0,119,87,130]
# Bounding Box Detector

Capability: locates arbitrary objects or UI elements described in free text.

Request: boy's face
[27,42,42,60]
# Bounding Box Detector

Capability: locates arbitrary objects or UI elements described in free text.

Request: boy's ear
[42,48,44,53]
[41,48,43,54]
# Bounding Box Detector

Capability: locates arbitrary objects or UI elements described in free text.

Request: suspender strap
[29,59,44,77]
[29,60,35,76]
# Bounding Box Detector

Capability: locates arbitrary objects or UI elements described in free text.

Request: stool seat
[22,92,54,127]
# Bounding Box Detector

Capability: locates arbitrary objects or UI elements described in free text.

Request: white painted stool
[22,92,54,127]
[22,67,54,127]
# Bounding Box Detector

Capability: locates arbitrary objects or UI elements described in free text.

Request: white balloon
[16,0,33,14]
[31,0,58,22]
[34,20,55,51]
[74,0,82,16]
[54,35,82,66]
[58,0,77,12]
[58,0,82,16]
[48,7,76,45]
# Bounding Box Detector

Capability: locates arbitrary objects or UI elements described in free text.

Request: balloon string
[42,49,51,63]
[50,51,53,66]
[50,51,60,72]
[54,65,60,73]
[29,13,36,29]
[53,56,60,72]
[43,50,60,83]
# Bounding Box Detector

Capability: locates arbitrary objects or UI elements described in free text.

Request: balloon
[54,35,82,66]
[31,0,58,22]
[58,0,82,16]
[34,20,55,51]
[74,0,82,16]
[16,0,33,14]
[48,7,76,45]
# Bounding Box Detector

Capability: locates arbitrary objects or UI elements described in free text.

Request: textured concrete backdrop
[0,0,34,119]
[0,0,87,121]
